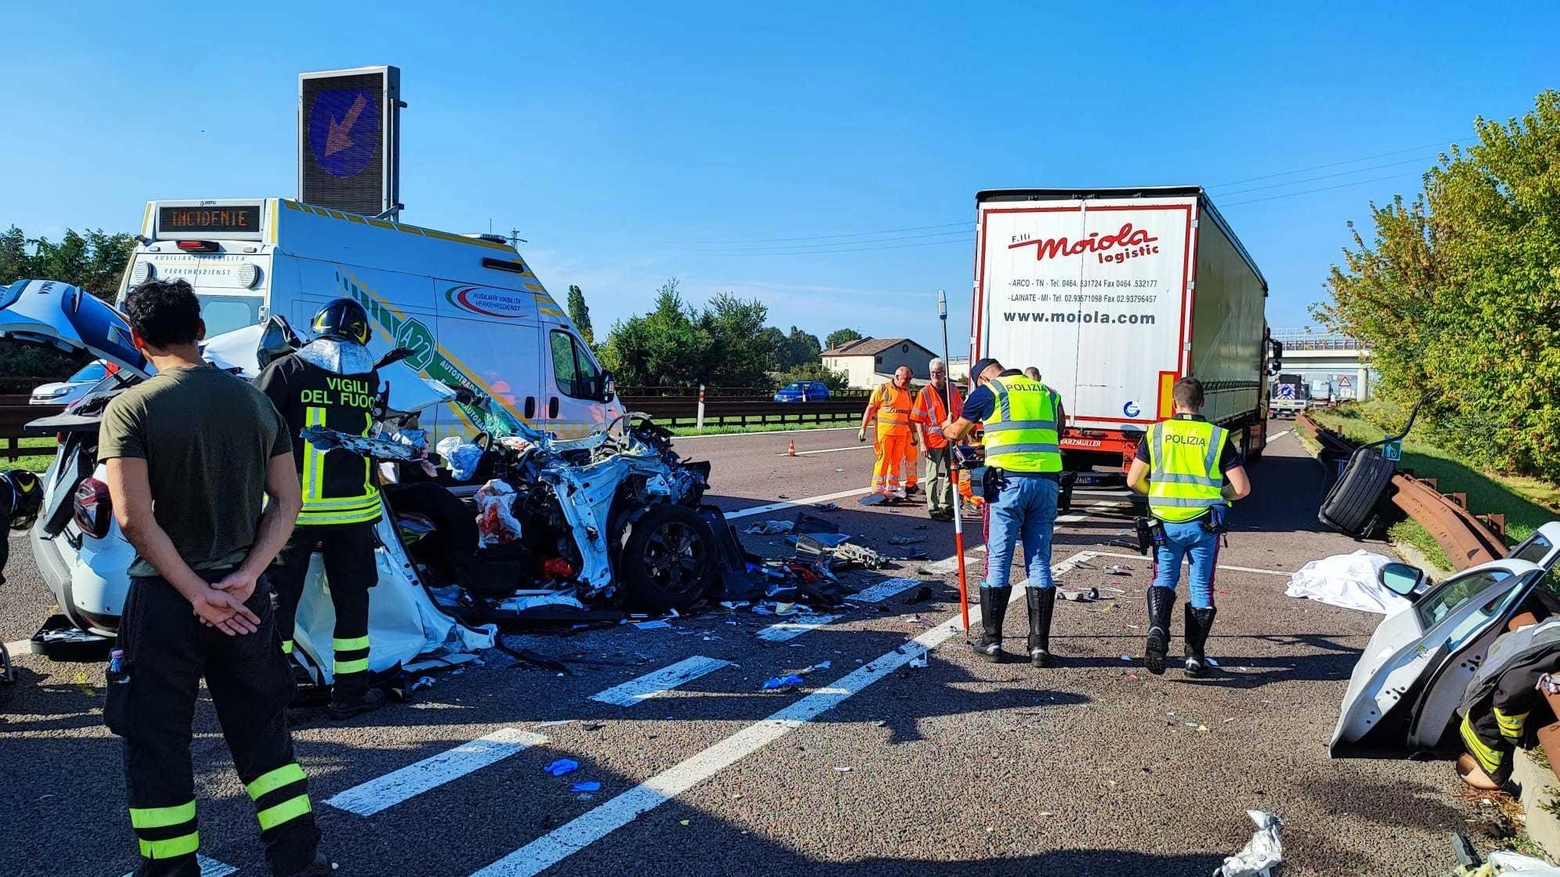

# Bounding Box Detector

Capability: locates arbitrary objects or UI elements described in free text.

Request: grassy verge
[1311,401,1559,566]
[668,421,856,437]
[5,437,57,474]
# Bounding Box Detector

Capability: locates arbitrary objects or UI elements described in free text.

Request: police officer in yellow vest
[1127,377,1251,677]
[256,299,386,719]
[943,358,1067,666]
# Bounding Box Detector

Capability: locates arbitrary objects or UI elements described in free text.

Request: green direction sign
[1382,440,1403,462]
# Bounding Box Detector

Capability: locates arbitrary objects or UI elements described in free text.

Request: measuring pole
[938,289,971,631]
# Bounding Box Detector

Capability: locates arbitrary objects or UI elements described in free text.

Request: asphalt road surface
[0,423,1478,876]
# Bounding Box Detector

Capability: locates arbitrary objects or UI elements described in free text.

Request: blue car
[773,380,831,402]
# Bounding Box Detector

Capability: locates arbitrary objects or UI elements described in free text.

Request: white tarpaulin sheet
[1285,550,1409,614]
[294,514,496,683]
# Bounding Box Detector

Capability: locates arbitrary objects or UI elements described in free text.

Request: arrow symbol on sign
[325,94,368,157]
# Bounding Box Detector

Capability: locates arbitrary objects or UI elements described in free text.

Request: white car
[1331,522,1560,754]
[1,278,728,685]
[29,360,119,406]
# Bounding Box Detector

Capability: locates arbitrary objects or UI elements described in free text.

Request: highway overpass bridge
[1272,330,1374,400]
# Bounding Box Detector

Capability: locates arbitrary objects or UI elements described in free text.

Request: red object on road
[786,439,796,457]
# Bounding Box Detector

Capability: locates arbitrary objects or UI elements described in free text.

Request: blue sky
[3,2,1557,351]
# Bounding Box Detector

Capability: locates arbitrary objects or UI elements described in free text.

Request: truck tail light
[176,240,220,253]
[73,477,112,539]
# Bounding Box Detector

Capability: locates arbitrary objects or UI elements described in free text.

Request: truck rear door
[976,195,1195,429]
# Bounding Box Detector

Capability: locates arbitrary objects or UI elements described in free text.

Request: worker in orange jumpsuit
[859,366,917,500]
[911,357,963,521]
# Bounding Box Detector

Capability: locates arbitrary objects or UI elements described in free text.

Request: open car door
[1331,558,1546,754]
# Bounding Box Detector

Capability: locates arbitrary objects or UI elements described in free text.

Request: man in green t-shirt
[99,279,329,877]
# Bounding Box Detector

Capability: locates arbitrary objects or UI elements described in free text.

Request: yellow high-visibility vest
[1146,416,1228,523]
[981,376,1063,474]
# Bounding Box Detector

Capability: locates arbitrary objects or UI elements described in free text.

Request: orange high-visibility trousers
[902,438,919,489]
[872,433,911,496]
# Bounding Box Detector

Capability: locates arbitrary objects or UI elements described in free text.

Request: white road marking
[755,614,847,642]
[121,856,235,877]
[775,444,872,457]
[1092,551,1293,577]
[470,550,1097,877]
[1268,429,1292,442]
[674,426,856,440]
[325,728,547,817]
[589,656,732,708]
[724,488,870,519]
[844,577,924,603]
[3,639,30,655]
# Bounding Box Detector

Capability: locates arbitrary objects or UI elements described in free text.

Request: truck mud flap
[1319,446,1395,536]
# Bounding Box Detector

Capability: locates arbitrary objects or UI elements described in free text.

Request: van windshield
[196,294,263,337]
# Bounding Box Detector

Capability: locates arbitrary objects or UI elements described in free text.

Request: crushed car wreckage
[0,279,745,688]
[1330,522,1560,756]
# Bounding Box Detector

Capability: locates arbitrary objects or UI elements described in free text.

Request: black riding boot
[1144,586,1175,675]
[1184,604,1218,678]
[970,586,1011,662]
[1026,587,1056,667]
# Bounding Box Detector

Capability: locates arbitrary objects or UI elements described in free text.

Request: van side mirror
[257,317,301,369]
[1379,561,1424,597]
[597,370,616,403]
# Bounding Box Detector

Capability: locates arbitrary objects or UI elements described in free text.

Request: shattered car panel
[1330,560,1544,753]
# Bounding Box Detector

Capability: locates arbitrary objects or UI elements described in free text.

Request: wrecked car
[1331,521,1560,755]
[0,279,733,686]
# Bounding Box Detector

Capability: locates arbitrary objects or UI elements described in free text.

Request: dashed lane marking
[724,488,870,519]
[754,614,847,642]
[774,444,873,457]
[1092,551,1293,577]
[1268,429,1292,442]
[674,426,855,440]
[590,656,733,707]
[468,550,1098,877]
[844,577,925,603]
[325,728,548,817]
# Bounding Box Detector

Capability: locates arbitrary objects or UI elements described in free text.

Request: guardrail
[1296,413,1508,569]
[622,396,867,430]
[0,396,60,461]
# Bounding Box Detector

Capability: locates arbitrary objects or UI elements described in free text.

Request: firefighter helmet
[310,298,372,345]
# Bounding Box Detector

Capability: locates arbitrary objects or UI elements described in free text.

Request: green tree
[775,361,850,392]
[0,226,134,378]
[775,326,822,370]
[825,327,863,350]
[601,280,784,389]
[1317,90,1560,481]
[601,279,713,388]
[0,227,135,301]
[566,284,594,344]
[696,292,774,387]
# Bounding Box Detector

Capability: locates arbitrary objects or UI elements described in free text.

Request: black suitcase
[1319,445,1396,536]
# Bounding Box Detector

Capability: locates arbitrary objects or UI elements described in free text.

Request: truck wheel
[619,505,718,613]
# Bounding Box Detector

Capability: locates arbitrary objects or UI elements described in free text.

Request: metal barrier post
[696,384,705,431]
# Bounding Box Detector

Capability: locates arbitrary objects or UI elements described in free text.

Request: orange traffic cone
[786,439,797,457]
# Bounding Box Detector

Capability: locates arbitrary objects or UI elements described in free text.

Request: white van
[122,198,620,439]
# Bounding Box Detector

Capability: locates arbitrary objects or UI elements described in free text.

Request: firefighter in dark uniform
[257,299,386,720]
